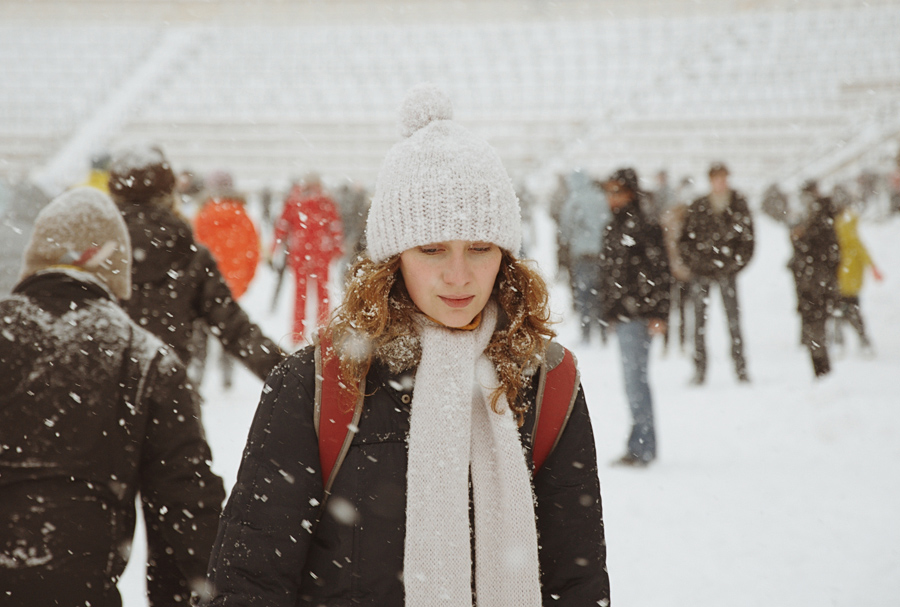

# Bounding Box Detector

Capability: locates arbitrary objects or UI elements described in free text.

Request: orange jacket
[194,198,260,299]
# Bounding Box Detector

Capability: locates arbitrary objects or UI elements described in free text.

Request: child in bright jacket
[833,201,883,352]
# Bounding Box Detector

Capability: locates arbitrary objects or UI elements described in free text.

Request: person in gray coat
[558,169,611,344]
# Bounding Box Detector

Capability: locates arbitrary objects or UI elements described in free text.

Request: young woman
[205,84,610,606]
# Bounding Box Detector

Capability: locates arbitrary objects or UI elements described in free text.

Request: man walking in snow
[678,162,754,385]
[599,168,671,466]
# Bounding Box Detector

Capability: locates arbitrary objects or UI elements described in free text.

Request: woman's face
[399,240,502,327]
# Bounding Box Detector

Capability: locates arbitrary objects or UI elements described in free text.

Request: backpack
[314,330,580,497]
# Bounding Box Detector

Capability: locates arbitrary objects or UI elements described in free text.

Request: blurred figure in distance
[271,172,344,346]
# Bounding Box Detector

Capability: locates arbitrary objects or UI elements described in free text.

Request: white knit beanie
[21,187,132,300]
[366,84,522,262]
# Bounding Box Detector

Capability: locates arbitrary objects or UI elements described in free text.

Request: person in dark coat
[678,162,754,384]
[788,181,841,377]
[108,144,284,381]
[599,168,672,467]
[206,84,610,606]
[107,145,284,604]
[0,188,225,606]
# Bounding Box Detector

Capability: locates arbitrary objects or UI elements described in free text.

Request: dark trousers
[802,317,831,377]
[692,274,748,379]
[664,280,691,352]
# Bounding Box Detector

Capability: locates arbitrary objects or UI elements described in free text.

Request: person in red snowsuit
[272,176,343,345]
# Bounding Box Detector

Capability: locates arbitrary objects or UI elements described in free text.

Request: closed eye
[470,243,495,253]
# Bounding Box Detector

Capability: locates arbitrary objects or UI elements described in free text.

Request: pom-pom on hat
[365,84,522,262]
[21,187,132,300]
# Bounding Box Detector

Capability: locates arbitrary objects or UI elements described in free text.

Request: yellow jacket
[79,169,110,194]
[834,209,873,297]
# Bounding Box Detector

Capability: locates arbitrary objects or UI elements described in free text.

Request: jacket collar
[14,268,115,302]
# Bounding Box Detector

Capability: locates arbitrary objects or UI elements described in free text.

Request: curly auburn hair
[326,250,556,425]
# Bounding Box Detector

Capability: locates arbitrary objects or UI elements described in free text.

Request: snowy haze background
[117,202,900,606]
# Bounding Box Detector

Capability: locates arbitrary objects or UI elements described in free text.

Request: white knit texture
[404,303,542,607]
[22,187,132,300]
[366,85,522,262]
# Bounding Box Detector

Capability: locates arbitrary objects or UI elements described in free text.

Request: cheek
[479,257,502,290]
[399,259,432,303]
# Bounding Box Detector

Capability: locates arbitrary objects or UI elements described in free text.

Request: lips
[439,295,475,308]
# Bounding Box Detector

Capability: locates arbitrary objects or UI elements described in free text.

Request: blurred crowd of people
[551,161,885,380]
[548,159,885,467]
[0,135,890,604]
[0,143,374,605]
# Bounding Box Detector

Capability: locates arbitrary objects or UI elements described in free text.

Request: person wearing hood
[558,168,611,344]
[0,188,224,606]
[205,84,610,606]
[107,144,284,604]
[599,168,672,467]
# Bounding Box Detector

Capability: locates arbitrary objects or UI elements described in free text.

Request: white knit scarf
[404,302,542,607]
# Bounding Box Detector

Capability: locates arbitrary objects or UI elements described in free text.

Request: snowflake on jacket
[678,190,755,280]
[599,198,672,323]
[0,270,225,605]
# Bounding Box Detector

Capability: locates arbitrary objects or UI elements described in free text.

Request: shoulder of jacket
[273,344,317,385]
[542,340,578,374]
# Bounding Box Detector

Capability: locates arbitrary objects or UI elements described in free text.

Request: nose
[442,249,472,285]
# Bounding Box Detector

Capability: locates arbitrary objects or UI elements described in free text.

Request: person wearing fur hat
[599,168,672,467]
[205,84,610,606]
[0,188,225,606]
[107,144,284,604]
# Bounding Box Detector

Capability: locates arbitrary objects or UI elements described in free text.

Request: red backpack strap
[532,341,580,474]
[314,329,365,497]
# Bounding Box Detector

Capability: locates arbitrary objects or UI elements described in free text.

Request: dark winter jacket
[207,344,610,606]
[788,198,841,326]
[599,198,672,323]
[0,270,225,606]
[119,201,283,379]
[678,190,755,280]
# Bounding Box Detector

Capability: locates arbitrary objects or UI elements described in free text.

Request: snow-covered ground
[120,205,900,606]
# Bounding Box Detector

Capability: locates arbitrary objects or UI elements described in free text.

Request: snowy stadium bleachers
[1,1,899,197]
